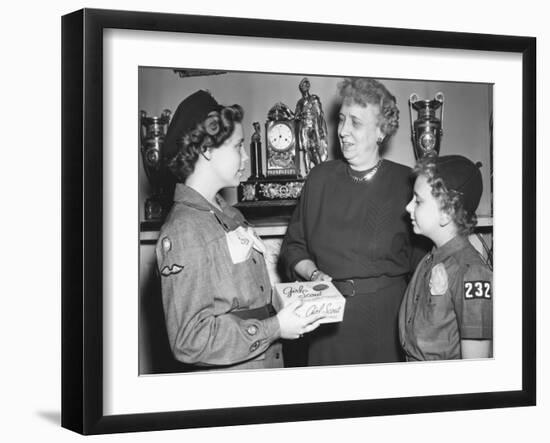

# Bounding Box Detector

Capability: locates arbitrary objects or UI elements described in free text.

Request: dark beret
[432,154,483,213]
[162,90,221,162]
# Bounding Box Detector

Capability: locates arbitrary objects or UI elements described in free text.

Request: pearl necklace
[347,159,384,183]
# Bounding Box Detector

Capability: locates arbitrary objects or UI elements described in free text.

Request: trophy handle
[139,110,148,144]
[408,94,418,143]
[435,92,445,138]
[160,109,172,133]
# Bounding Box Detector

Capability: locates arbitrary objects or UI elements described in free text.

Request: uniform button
[249,341,260,352]
[275,352,280,359]
[246,325,258,336]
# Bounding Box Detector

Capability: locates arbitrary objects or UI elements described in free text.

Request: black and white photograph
[52,4,541,438]
[5,0,550,441]
[138,69,494,375]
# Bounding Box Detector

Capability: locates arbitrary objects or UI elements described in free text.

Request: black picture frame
[61,8,536,435]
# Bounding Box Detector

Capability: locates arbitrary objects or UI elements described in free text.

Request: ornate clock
[265,103,299,177]
[236,105,305,220]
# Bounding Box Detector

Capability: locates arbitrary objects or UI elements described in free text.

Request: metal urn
[408,92,445,159]
[140,109,171,220]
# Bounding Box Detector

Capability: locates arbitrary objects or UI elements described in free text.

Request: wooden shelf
[141,212,493,243]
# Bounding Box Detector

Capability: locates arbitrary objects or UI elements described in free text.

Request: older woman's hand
[276,300,325,340]
[294,259,333,282]
[310,269,332,282]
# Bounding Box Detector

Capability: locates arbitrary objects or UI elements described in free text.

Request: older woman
[157,90,324,370]
[280,78,423,366]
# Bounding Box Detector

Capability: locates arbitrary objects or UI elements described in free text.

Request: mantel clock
[265,103,299,177]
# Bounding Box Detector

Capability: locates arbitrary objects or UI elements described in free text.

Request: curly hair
[168,104,244,182]
[414,156,478,235]
[338,77,400,143]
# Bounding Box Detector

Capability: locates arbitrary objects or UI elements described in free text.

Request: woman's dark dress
[280,159,422,366]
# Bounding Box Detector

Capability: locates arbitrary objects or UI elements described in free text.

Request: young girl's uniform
[156,184,282,369]
[398,235,492,361]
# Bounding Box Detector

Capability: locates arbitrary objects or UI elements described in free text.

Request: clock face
[268,123,293,151]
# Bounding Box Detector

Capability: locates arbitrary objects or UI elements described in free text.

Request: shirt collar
[173,183,229,212]
[431,235,470,264]
[173,183,245,231]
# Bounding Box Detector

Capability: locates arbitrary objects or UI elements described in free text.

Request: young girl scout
[157,90,324,370]
[399,155,493,360]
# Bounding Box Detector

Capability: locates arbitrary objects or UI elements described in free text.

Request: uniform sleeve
[156,229,280,367]
[279,177,313,281]
[451,262,493,340]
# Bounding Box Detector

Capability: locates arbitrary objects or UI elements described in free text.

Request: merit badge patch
[429,263,449,295]
[161,264,184,277]
[161,237,172,252]
[464,281,492,300]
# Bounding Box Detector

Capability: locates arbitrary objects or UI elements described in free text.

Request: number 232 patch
[464,281,492,299]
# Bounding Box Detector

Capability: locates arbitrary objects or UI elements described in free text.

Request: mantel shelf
[140,214,493,243]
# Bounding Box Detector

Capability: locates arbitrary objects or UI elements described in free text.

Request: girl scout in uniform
[156,90,324,370]
[399,155,493,360]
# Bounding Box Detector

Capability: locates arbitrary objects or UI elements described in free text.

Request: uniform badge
[429,263,448,295]
[161,264,184,277]
[464,281,492,299]
[161,236,172,252]
[226,227,253,264]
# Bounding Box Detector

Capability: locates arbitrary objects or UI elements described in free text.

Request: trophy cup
[409,92,445,159]
[140,109,171,220]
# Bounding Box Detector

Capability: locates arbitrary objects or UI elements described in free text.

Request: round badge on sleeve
[162,237,172,252]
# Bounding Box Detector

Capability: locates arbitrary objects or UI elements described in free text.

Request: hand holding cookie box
[274,281,346,324]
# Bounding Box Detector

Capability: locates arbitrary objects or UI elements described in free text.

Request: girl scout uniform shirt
[156,184,282,370]
[398,235,493,361]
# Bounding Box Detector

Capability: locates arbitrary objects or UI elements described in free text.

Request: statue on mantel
[295,77,329,174]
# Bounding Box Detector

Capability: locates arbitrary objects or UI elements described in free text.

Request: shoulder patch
[464,281,492,300]
[161,236,172,252]
[161,264,184,277]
